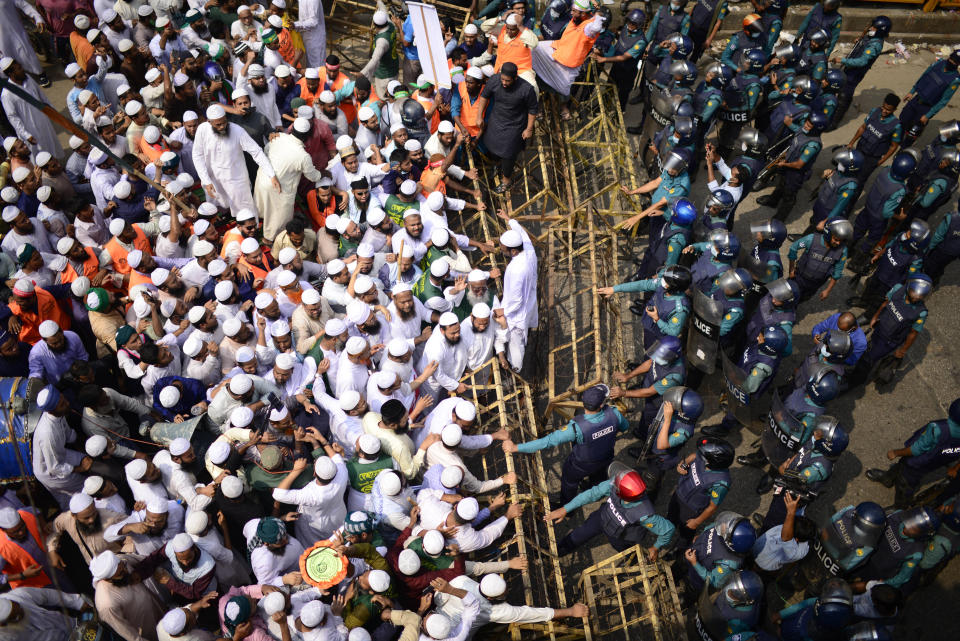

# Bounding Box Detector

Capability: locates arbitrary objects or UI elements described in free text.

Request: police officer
[903,148,960,222]
[845,622,894,641]
[668,437,735,544]
[593,9,647,109]
[695,189,737,241]
[721,14,765,72]
[866,398,960,507]
[693,570,764,641]
[764,76,816,147]
[763,43,802,115]
[620,148,693,236]
[914,495,960,589]
[759,111,828,222]
[848,274,932,389]
[551,463,677,559]
[644,0,691,66]
[848,220,929,320]
[648,35,695,92]
[599,264,692,349]
[649,113,697,177]
[848,151,915,273]
[693,63,734,143]
[633,386,703,480]
[853,506,940,590]
[847,94,903,188]
[504,384,630,505]
[633,197,696,281]
[816,68,845,125]
[742,277,800,355]
[684,511,757,591]
[832,16,892,124]
[775,578,854,641]
[899,49,960,148]
[400,99,430,146]
[539,0,571,40]
[799,502,886,586]
[759,0,788,56]
[794,29,829,83]
[744,219,788,290]
[685,231,741,293]
[800,149,862,241]
[789,330,852,391]
[796,0,842,56]
[924,207,960,284]
[908,120,960,192]
[717,50,768,157]
[610,336,686,438]
[688,268,752,388]
[787,218,852,303]
[727,127,769,197]
[705,324,789,437]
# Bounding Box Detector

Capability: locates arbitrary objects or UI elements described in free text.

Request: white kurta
[31,413,85,509]
[0,1,44,75]
[0,587,86,641]
[255,133,324,241]
[294,0,327,67]
[272,455,348,547]
[1,78,63,161]
[418,329,471,399]
[192,121,275,214]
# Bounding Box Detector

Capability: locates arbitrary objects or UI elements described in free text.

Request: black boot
[866,467,895,487]
[756,474,775,494]
[737,449,767,468]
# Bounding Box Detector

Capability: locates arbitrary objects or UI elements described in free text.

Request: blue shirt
[28,330,89,383]
[517,407,630,453]
[152,375,208,421]
[811,313,867,365]
[402,17,419,60]
[563,479,676,548]
[651,170,691,205]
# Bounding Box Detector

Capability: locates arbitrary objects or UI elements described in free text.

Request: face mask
[867,29,876,37]
[837,163,846,172]
[653,355,671,366]
[741,142,749,153]
[660,277,668,290]
[670,2,681,10]
[710,245,720,258]
[820,344,830,358]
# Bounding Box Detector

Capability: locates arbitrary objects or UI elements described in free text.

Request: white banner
[405,2,452,89]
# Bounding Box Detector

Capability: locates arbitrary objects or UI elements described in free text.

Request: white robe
[192,121,275,214]
[530,15,604,96]
[272,455,349,546]
[294,0,327,67]
[255,133,323,241]
[0,77,63,161]
[31,413,85,509]
[418,328,471,399]
[0,587,86,641]
[0,1,44,75]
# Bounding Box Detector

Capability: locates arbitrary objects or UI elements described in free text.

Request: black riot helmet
[697,436,735,469]
[723,570,764,607]
[820,330,852,363]
[400,99,427,129]
[871,15,892,39]
[737,127,768,156]
[660,264,692,292]
[662,385,704,423]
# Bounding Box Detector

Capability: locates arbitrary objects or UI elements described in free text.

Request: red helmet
[613,469,647,501]
[743,13,762,35]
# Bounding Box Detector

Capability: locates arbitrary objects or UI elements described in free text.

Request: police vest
[691,254,728,294]
[651,223,692,266]
[643,357,686,391]
[801,5,841,45]
[864,169,905,219]
[652,6,685,44]
[693,526,744,571]
[874,239,919,289]
[721,74,761,115]
[745,294,795,345]
[787,444,832,494]
[697,591,760,641]
[813,172,857,222]
[727,32,762,68]
[747,245,784,283]
[693,84,722,123]
[767,99,810,142]
[857,109,899,157]
[917,140,949,179]
[690,0,720,30]
[931,213,960,258]
[731,154,764,195]
[651,417,694,468]
[346,454,395,494]
[844,36,883,84]
[599,486,656,540]
[873,285,925,345]
[785,132,821,177]
[911,172,957,221]
[795,233,843,286]
[794,48,826,77]
[915,60,960,105]
[812,92,838,118]
[760,13,783,54]
[861,510,926,582]
[716,292,745,340]
[779,603,821,641]
[738,342,782,398]
[553,17,599,68]
[572,407,620,463]
[818,508,876,574]
[649,286,688,331]
[653,55,676,89]
[540,11,569,40]
[611,26,646,72]
[675,455,730,513]
[904,419,960,471]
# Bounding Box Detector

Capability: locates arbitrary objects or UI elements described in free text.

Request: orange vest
[0,511,52,589]
[221,227,244,257]
[496,28,534,75]
[457,83,483,137]
[297,78,322,107]
[317,69,358,124]
[105,225,153,275]
[413,91,441,134]
[127,269,153,293]
[419,165,447,197]
[239,252,274,282]
[278,28,300,68]
[60,247,100,284]
[306,189,336,230]
[138,136,169,163]
[552,18,598,68]
[8,288,71,345]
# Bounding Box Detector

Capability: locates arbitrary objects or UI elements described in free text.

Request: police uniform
[878,416,960,507]
[854,236,923,319]
[796,2,842,55]
[515,405,630,503]
[718,72,764,154]
[811,89,839,125]
[688,245,734,294]
[787,232,847,301]
[900,59,960,146]
[720,31,764,72]
[688,522,746,590]
[856,510,926,588]
[760,440,832,532]
[743,292,796,356]
[794,44,828,82]
[800,505,878,587]
[777,597,832,641]
[650,412,697,471]
[637,356,686,436]
[764,97,812,147]
[909,136,955,192]
[906,168,957,222]
[770,130,823,222]
[644,6,691,64]
[613,277,690,350]
[854,108,903,186]
[850,167,906,261]
[688,0,728,60]
[810,171,858,227]
[760,387,827,471]
[715,337,784,432]
[694,587,760,641]
[556,478,676,555]
[760,8,785,56]
[605,24,648,108]
[838,34,884,121]
[917,497,960,583]
[693,80,724,134]
[667,452,731,541]
[925,212,960,283]
[849,283,927,390]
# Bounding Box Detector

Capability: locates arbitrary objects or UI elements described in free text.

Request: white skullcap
[171,532,194,553]
[192,239,214,258]
[254,291,274,309]
[169,437,190,456]
[355,243,376,260]
[440,465,464,488]
[404,139,421,152]
[246,63,265,78]
[430,227,450,246]
[400,180,417,196]
[464,23,479,35]
[36,185,53,203]
[69,135,85,150]
[206,103,226,119]
[89,551,120,582]
[349,629,372,641]
[454,400,477,421]
[276,270,297,287]
[83,475,105,496]
[207,259,227,277]
[1,207,20,223]
[69,492,94,514]
[314,456,337,480]
[373,10,389,25]
[345,336,367,356]
[354,275,375,295]
[35,151,52,168]
[387,338,410,357]
[374,370,398,389]
[187,305,207,324]
[466,67,484,81]
[235,208,257,222]
[358,106,375,122]
[422,529,445,555]
[231,406,254,428]
[305,67,319,79]
[144,498,166,514]
[339,390,361,411]
[437,120,454,134]
[126,250,145,270]
[161,609,188,636]
[441,424,463,447]
[500,229,523,248]
[183,110,199,122]
[481,64,495,77]
[379,470,401,496]
[430,261,450,279]
[366,207,386,226]
[480,574,507,598]
[398,548,421,575]
[222,475,244,498]
[126,458,147,481]
[151,268,171,287]
[302,289,322,305]
[38,320,60,338]
[85,434,108,458]
[293,117,311,133]
[438,311,459,327]
[325,318,347,336]
[328,258,346,275]
[325,213,342,231]
[261,591,286,616]
[159,385,181,408]
[235,346,255,363]
[240,237,260,255]
[155,16,170,27]
[2,138,16,153]
[274,352,296,370]
[297,105,314,119]
[456,497,479,521]
[160,299,178,318]
[222,318,242,337]
[336,216,352,235]
[425,613,452,640]
[138,3,154,15]
[387,80,402,94]
[300,601,324,628]
[74,14,91,28]
[185,510,209,535]
[64,62,81,78]
[0,508,20,529]
[214,280,235,302]
[275,64,292,78]
[113,180,133,199]
[358,433,382,457]
[472,302,491,319]
[182,336,203,358]
[230,374,253,394]
[274,248,296,267]
[143,125,161,144]
[125,99,145,119]
[367,569,390,593]
[11,167,31,183]
[319,90,336,104]
[109,218,126,236]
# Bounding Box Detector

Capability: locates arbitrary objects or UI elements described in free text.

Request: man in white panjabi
[294,0,327,66]
[498,216,538,372]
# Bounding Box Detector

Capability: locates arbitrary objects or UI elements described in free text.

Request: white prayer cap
[325,318,347,336]
[339,390,361,411]
[573,0,591,8]
[118,38,135,54]
[437,120,455,134]
[221,475,244,498]
[173,71,190,87]
[336,216,352,234]
[430,227,450,247]
[302,288,321,305]
[85,28,101,43]
[379,470,401,496]
[185,510,209,535]
[367,569,390,593]
[430,260,450,279]
[35,151,52,168]
[304,67,319,79]
[143,67,162,84]
[275,247,297,266]
[171,532,194,553]
[393,282,412,295]
[500,229,523,247]
[472,302,491,319]
[481,64,495,77]
[151,267,170,287]
[2,138,16,153]
[89,551,120,582]
[440,465,464,488]
[69,492,94,514]
[441,423,463,447]
[314,456,337,480]
[12,277,33,294]
[238,4,251,12]
[159,385,181,408]
[197,203,218,219]
[325,213,342,231]
[275,352,296,370]
[399,180,418,196]
[373,10,389,25]
[126,458,147,481]
[235,346,255,363]
[254,292,274,310]
[319,90,336,104]
[69,135,85,150]
[1,207,19,223]
[11,167,31,183]
[214,280,235,302]
[261,591,286,616]
[300,601,324,628]
[404,139,421,152]
[36,185,52,203]
[182,110,199,122]
[230,373,253,394]
[438,312,459,329]
[293,116,311,133]
[425,613,452,640]
[274,64,291,79]
[143,498,166,515]
[85,435,108,458]
[169,437,191,456]
[231,88,249,100]
[231,406,254,428]
[397,548,421,575]
[206,103,226,119]
[155,16,170,28]
[426,191,445,212]
[358,106,375,122]
[143,125,161,144]
[374,370,398,389]
[89,148,109,167]
[240,237,260,255]
[345,336,367,355]
[366,207,386,226]
[247,63,265,78]
[276,269,297,287]
[138,4,154,16]
[113,179,133,199]
[358,433,382,457]
[350,628,372,641]
[160,299,177,318]
[222,317,242,336]
[207,259,227,277]
[422,529,445,555]
[83,475,105,496]
[465,66,484,81]
[0,507,21,529]
[192,239,215,257]
[464,23,479,35]
[74,14,90,28]
[390,122,405,134]
[456,497,479,521]
[480,573,508,598]
[39,320,60,338]
[354,274,375,295]
[187,305,207,324]
[161,609,188,636]
[387,80,402,94]
[297,105,314,119]
[182,335,203,358]
[109,218,127,237]
[387,338,410,357]
[235,208,257,222]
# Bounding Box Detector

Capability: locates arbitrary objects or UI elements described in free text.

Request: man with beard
[246,516,308,586]
[148,533,217,605]
[105,496,185,556]
[207,371,283,428]
[449,269,501,321]
[0,507,56,590]
[257,119,325,241]
[476,62,538,192]
[168,111,201,179]
[363,399,440,480]
[345,300,393,359]
[335,335,377,398]
[272,238,326,285]
[239,62,282,128]
[332,144,390,195]
[461,303,505,385]
[27,320,89,385]
[292,105,337,181]
[32,386,91,510]
[336,216,366,258]
[291,288,336,354]
[37,153,79,212]
[344,177,384,227]
[322,258,353,313]
[304,318,348,387]
[391,208,430,262]
[316,90,350,138]
[272,431,348,540]
[361,205,397,255]
[124,459,172,505]
[126,251,192,300]
[193,103,279,214]
[1,206,54,259]
[118,41,152,88]
[48,493,125,567]
[90,550,167,641]
[386,284,435,349]
[228,89,275,148]
[4,279,73,345]
[0,58,63,161]
[152,438,215,513]
[418,312,473,403]
[154,378,208,423]
[65,62,107,127]
[274,64,300,116]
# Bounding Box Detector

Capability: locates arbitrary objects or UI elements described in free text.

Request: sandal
[494,181,511,194]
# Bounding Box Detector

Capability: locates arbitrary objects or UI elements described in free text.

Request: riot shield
[717,109,750,152]
[720,349,762,432]
[798,531,847,592]
[739,251,771,317]
[641,88,674,174]
[689,586,724,641]
[686,289,724,374]
[760,388,805,467]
